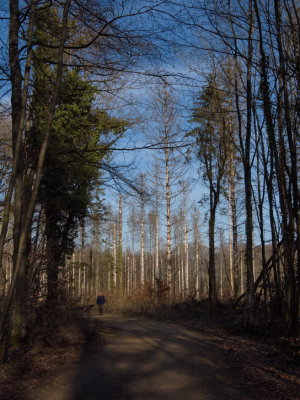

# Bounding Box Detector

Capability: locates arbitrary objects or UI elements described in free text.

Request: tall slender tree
[190,73,230,313]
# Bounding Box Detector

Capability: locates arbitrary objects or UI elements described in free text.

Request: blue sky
[0,0,267,250]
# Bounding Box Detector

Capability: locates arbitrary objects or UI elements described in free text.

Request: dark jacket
[96,295,106,305]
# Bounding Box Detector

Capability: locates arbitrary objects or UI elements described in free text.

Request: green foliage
[29,6,127,262]
[31,69,126,259]
[188,74,230,185]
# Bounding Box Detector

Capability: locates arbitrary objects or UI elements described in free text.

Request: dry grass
[0,307,104,400]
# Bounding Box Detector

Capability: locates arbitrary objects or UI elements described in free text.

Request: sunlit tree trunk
[165,144,172,291]
[184,220,189,297]
[139,176,146,287]
[113,222,117,290]
[117,195,123,290]
[155,213,159,281]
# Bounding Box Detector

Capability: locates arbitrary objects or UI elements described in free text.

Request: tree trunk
[208,187,218,314]
[242,0,255,327]
[165,146,172,291]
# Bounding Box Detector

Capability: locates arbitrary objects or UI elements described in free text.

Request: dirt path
[25,314,253,400]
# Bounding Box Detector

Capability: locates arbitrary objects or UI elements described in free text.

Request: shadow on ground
[65,314,253,400]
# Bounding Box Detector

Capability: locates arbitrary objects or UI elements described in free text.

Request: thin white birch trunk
[155,214,159,279]
[165,146,172,289]
[184,222,189,297]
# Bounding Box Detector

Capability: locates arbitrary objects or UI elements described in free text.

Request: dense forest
[0,0,299,366]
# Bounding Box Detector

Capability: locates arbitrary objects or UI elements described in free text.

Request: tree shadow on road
[68,315,253,400]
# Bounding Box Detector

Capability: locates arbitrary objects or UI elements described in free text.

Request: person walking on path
[96,294,106,314]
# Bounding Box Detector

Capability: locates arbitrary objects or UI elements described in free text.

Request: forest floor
[0,309,299,400]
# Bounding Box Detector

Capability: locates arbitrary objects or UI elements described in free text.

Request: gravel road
[26,314,253,400]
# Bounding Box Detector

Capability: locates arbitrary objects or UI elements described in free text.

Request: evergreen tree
[28,5,127,306]
[189,73,230,313]
[30,70,126,305]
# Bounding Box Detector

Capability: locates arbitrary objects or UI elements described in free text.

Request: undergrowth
[99,291,300,360]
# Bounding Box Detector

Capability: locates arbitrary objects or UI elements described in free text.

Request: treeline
[70,0,300,337]
[63,197,272,305]
[0,0,299,359]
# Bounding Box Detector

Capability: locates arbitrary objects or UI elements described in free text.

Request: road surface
[26,314,253,400]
